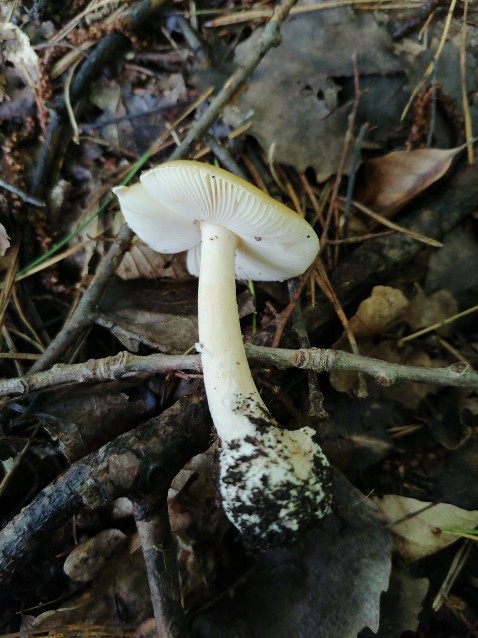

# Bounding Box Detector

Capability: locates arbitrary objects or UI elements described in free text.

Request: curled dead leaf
[0,23,40,99]
[357,147,462,219]
[348,286,409,338]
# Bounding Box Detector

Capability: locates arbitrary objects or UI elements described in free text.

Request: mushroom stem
[197,221,332,547]
[198,221,267,442]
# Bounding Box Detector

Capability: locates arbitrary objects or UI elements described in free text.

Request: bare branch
[2,346,477,401]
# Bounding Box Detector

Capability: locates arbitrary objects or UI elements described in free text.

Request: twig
[0,423,41,498]
[63,59,82,145]
[400,0,459,121]
[315,258,368,397]
[2,345,478,401]
[206,135,248,178]
[0,394,211,589]
[0,179,45,208]
[341,198,443,248]
[271,265,312,348]
[321,53,360,250]
[343,123,368,239]
[246,346,478,389]
[460,0,474,164]
[432,539,473,611]
[399,303,478,344]
[134,495,189,638]
[286,279,326,419]
[205,0,428,28]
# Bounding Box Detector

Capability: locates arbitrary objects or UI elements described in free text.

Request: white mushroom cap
[113,160,320,280]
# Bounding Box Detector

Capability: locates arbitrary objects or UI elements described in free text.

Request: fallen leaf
[357,147,462,219]
[0,223,10,256]
[330,286,409,393]
[373,495,478,561]
[348,285,409,338]
[405,288,458,336]
[38,389,147,461]
[88,74,187,155]
[64,529,127,582]
[223,0,402,181]
[193,471,391,638]
[24,548,151,631]
[361,566,429,638]
[0,23,40,89]
[97,278,198,354]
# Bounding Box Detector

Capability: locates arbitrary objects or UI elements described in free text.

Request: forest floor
[1,0,478,636]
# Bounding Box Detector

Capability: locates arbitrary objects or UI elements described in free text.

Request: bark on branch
[1,345,477,400]
[0,395,212,589]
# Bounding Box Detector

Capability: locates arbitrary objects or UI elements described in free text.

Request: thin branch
[2,345,477,401]
[320,53,360,250]
[0,179,45,207]
[286,279,326,419]
[134,496,188,638]
[247,346,478,389]
[315,258,368,397]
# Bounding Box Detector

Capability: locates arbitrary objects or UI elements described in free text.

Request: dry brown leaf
[97,279,198,354]
[115,213,190,280]
[222,0,402,181]
[24,549,151,631]
[40,390,148,461]
[63,529,127,582]
[357,148,462,219]
[405,288,458,336]
[348,286,409,337]
[330,287,408,393]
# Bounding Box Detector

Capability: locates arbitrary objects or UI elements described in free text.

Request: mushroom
[114,160,332,548]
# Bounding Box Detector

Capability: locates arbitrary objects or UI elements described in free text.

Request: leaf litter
[0,0,478,637]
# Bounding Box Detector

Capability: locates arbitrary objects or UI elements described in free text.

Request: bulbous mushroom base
[218,422,333,549]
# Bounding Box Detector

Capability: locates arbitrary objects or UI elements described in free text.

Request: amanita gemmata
[114,160,332,548]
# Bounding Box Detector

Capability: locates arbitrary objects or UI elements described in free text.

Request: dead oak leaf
[225,0,402,181]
